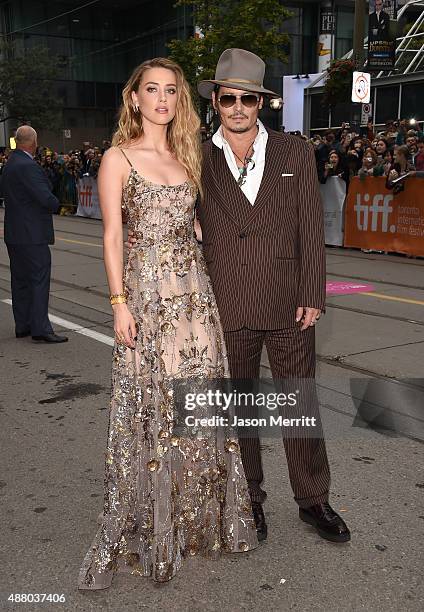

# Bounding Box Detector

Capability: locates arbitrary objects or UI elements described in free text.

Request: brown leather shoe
[299,502,351,543]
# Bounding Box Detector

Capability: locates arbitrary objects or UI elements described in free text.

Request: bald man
[2,126,68,342]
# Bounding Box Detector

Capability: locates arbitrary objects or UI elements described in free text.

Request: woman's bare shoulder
[98,147,131,189]
[99,147,131,178]
[101,146,128,162]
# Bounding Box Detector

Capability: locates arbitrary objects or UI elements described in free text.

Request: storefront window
[401,82,424,121]
[375,86,399,123]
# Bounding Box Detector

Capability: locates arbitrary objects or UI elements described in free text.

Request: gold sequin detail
[147,459,160,472]
[225,440,239,453]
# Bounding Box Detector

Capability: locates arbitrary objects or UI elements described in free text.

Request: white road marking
[1,299,114,346]
[56,236,103,248]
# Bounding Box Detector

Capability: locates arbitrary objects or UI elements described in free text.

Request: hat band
[219,77,263,87]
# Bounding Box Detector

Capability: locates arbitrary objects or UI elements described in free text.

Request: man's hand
[296,307,321,331]
[124,228,137,251]
[194,217,203,243]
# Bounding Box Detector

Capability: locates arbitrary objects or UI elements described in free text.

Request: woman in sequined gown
[77,58,257,590]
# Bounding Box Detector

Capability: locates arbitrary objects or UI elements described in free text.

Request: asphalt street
[0,210,423,612]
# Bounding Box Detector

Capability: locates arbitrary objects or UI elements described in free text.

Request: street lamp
[270,97,283,111]
[270,97,284,132]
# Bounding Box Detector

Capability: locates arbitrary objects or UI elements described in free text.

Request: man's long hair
[112,58,202,194]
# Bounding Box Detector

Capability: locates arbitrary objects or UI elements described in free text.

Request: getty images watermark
[179,387,318,434]
[171,377,424,441]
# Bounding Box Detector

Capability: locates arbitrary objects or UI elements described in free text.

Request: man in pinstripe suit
[196,49,350,544]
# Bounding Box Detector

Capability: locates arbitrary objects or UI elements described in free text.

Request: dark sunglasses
[217,93,260,108]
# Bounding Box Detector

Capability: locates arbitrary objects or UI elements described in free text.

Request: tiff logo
[354,193,396,233]
[79,185,93,208]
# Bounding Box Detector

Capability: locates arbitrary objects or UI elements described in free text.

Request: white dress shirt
[212,119,268,205]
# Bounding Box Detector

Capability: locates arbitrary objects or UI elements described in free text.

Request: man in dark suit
[196,49,350,544]
[369,0,391,41]
[2,125,68,343]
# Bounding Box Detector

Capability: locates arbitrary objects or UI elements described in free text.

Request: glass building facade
[0,0,362,146]
[308,1,424,132]
[265,1,355,97]
[0,0,191,148]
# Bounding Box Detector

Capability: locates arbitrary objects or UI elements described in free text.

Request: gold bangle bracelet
[110,292,126,299]
[110,295,127,305]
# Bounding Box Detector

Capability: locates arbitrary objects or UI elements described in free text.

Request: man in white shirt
[212,117,268,206]
[197,48,350,545]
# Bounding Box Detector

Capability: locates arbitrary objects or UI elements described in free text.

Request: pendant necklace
[232,139,256,187]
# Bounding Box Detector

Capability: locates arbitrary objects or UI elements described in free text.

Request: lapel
[242,129,292,230]
[206,141,252,228]
[204,128,292,229]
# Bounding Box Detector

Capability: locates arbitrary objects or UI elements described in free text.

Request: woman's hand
[113,303,137,349]
[389,169,399,179]
[124,229,137,252]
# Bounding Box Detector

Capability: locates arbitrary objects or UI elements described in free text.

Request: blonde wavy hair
[112,58,202,194]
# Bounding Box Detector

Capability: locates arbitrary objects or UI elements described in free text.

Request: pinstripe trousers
[224,325,330,509]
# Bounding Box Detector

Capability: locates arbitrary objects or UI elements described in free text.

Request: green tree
[168,0,292,120]
[0,43,63,130]
[323,59,356,108]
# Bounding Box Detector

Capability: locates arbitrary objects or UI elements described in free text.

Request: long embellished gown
[77,156,258,589]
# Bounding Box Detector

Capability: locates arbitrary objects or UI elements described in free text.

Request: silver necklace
[230,138,257,187]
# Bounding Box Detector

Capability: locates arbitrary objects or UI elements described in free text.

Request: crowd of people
[0,141,111,212]
[1,119,423,212]
[308,118,424,193]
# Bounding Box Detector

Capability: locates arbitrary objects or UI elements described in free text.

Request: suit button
[239,232,247,238]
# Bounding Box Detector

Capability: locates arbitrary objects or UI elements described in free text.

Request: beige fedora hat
[198,48,279,99]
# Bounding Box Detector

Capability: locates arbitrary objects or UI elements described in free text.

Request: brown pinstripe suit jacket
[197,128,326,332]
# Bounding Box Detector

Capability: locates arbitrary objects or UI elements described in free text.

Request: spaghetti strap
[119,149,133,167]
